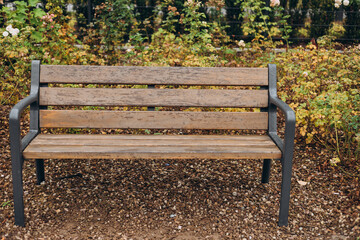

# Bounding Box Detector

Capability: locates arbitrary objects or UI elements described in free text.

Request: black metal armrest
[268,97,296,156]
[9,94,39,153]
[266,64,296,226]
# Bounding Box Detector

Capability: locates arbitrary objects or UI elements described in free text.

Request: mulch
[0,104,359,239]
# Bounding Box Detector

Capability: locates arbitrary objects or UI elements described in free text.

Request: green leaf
[15,13,27,23]
[14,1,27,7]
[1,201,11,207]
[33,8,45,18]
[28,0,39,7]
[224,48,236,55]
[31,31,43,41]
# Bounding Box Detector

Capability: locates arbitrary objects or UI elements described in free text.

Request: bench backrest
[33,64,277,130]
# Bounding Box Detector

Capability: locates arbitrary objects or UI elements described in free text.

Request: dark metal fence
[1,0,359,42]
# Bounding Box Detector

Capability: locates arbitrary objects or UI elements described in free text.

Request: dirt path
[0,105,359,239]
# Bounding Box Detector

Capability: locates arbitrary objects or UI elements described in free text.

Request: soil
[0,104,359,239]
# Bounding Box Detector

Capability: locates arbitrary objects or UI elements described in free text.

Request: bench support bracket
[261,159,271,183]
[36,159,45,185]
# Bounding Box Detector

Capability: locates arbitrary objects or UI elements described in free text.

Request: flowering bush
[237,0,292,48]
[334,0,350,8]
[135,0,228,67]
[0,0,100,104]
[270,0,280,7]
[2,25,19,37]
[276,46,360,161]
[80,0,140,65]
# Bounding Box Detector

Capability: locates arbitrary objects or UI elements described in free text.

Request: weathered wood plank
[30,134,276,147]
[40,65,268,86]
[39,110,268,129]
[35,134,272,140]
[23,145,281,160]
[40,88,268,107]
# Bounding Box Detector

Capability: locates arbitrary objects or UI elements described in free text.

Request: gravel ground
[0,105,359,239]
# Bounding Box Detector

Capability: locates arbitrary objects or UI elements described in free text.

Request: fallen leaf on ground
[298,180,308,186]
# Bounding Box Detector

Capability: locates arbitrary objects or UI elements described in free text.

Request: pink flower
[51,25,54,28]
[270,0,280,7]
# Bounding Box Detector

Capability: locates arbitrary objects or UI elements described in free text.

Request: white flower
[334,2,340,8]
[302,72,308,77]
[2,31,9,37]
[343,0,350,6]
[9,28,19,36]
[238,40,246,48]
[270,0,280,7]
[6,25,13,32]
[335,0,342,4]
[13,28,19,35]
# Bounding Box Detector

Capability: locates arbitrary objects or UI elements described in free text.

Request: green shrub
[309,0,334,38]
[237,0,292,48]
[82,0,137,64]
[135,0,226,67]
[276,46,360,161]
[0,0,99,105]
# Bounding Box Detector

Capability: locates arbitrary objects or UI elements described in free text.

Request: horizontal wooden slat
[34,134,272,140]
[23,134,281,159]
[40,88,268,107]
[40,110,268,129]
[30,135,276,147]
[23,146,281,159]
[40,65,268,86]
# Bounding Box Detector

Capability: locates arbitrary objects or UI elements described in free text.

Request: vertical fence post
[87,0,92,24]
[335,5,344,22]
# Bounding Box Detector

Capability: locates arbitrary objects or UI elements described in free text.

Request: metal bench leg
[261,159,271,183]
[12,155,25,227]
[278,156,293,227]
[36,159,45,185]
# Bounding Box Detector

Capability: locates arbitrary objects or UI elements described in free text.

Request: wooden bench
[9,60,296,227]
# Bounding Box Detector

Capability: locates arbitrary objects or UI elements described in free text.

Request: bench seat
[23,134,282,160]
